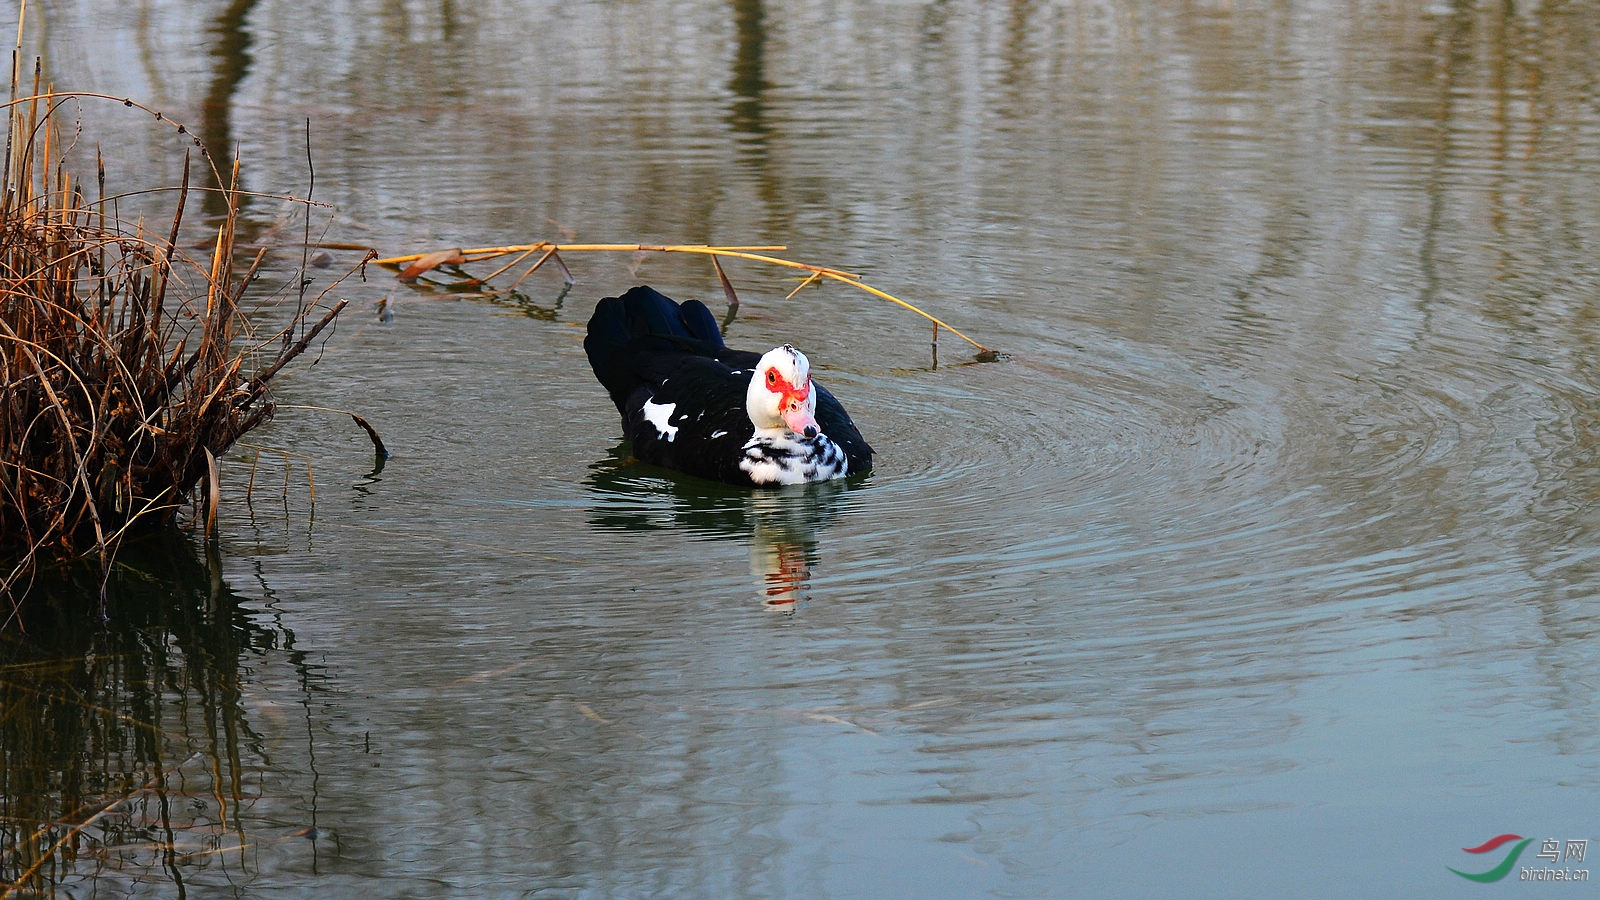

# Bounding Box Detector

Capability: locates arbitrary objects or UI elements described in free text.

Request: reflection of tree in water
[0,533,322,895]
[585,444,854,609]
[200,0,255,217]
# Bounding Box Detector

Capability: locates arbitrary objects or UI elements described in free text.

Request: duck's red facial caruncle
[764,366,819,438]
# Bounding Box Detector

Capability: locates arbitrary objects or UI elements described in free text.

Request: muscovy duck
[584,286,873,486]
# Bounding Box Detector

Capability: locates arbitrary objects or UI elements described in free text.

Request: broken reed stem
[784,271,823,300]
[272,404,390,459]
[374,242,996,356]
[478,244,547,285]
[710,254,739,312]
[235,444,317,506]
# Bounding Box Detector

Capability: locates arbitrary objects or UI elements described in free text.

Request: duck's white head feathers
[746,344,819,438]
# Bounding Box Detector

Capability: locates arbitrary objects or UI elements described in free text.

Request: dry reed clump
[0,68,346,601]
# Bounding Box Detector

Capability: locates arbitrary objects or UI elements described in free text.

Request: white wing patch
[641,399,679,442]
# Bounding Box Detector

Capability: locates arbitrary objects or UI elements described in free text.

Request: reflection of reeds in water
[0,61,345,598]
[0,533,304,896]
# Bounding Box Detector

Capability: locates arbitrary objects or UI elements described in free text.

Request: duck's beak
[780,381,819,438]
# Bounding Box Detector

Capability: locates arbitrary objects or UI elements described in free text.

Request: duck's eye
[765,369,778,387]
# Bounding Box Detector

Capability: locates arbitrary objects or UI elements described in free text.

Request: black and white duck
[584,286,873,486]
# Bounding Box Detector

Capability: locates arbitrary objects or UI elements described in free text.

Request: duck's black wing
[619,350,763,484]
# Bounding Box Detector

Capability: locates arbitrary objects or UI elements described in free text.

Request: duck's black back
[584,286,724,409]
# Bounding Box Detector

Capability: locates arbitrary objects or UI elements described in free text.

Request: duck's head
[747,344,820,438]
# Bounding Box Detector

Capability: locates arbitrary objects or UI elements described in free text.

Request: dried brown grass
[0,59,347,602]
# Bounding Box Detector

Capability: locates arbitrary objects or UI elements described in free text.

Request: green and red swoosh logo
[1450,834,1532,882]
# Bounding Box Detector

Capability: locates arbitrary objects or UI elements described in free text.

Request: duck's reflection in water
[586,446,854,610]
[743,489,827,609]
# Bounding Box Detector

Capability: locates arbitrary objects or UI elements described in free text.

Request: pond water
[4,1,1600,896]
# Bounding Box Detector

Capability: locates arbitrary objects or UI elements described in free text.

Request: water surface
[4,1,1599,896]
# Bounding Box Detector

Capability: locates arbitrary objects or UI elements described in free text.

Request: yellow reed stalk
[374,242,995,355]
[785,271,823,299]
